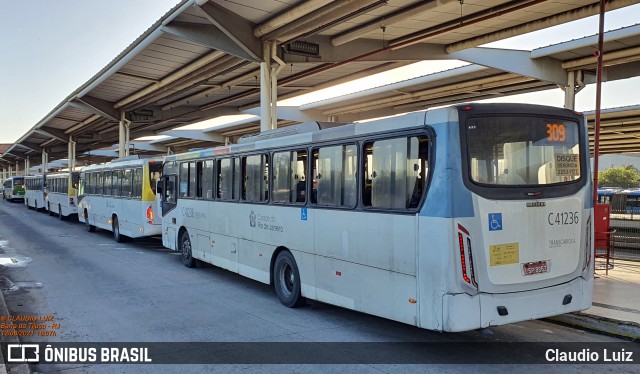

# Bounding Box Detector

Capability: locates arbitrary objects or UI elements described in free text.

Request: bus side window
[272,150,307,204]
[311,145,357,207]
[363,135,428,210]
[201,160,214,199]
[132,168,142,199]
[218,158,239,201]
[242,154,268,203]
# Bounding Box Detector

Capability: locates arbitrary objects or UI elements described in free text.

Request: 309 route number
[548,212,579,225]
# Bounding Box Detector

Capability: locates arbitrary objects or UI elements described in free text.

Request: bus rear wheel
[48,203,54,216]
[85,210,95,232]
[273,251,304,308]
[180,231,196,268]
[58,205,64,221]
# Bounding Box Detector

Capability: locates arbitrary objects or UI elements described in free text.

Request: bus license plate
[523,261,548,276]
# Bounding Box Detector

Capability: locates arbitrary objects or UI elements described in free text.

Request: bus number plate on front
[523,260,548,276]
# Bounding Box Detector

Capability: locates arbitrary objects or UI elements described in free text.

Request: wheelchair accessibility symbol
[489,213,502,231]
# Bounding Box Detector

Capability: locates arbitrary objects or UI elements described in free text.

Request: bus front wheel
[112,216,125,243]
[273,251,304,308]
[85,211,95,232]
[180,231,196,268]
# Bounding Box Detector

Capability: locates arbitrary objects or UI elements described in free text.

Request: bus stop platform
[547,260,640,341]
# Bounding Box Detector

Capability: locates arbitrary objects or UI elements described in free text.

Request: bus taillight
[69,197,75,206]
[146,205,154,223]
[458,233,471,284]
[457,224,477,288]
[583,216,592,272]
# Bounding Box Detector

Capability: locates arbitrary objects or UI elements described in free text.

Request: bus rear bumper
[442,276,592,332]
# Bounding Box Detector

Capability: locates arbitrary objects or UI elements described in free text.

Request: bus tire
[48,203,54,216]
[59,205,64,221]
[273,251,304,308]
[112,216,125,243]
[85,210,95,232]
[180,231,196,268]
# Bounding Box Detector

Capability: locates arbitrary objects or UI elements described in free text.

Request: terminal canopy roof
[2,0,640,168]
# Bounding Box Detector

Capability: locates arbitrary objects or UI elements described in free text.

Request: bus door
[160,175,178,249]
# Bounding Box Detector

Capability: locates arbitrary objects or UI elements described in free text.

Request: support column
[68,136,76,171]
[15,161,19,178]
[24,158,30,176]
[42,149,49,174]
[260,42,273,132]
[118,111,130,158]
[270,41,285,129]
[125,121,130,158]
[564,71,576,110]
[119,112,126,158]
[8,165,13,178]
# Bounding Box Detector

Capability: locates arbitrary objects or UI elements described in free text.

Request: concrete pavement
[548,259,640,341]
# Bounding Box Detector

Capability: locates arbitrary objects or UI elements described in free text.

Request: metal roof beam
[254,0,332,38]
[119,142,167,152]
[582,61,640,85]
[3,152,24,160]
[35,127,68,143]
[445,0,638,53]
[14,142,40,153]
[192,1,261,61]
[158,130,225,144]
[331,0,458,46]
[162,21,258,62]
[122,56,246,111]
[282,37,436,63]
[70,96,120,122]
[446,47,566,86]
[83,149,118,158]
[531,24,640,58]
[161,69,261,111]
[114,50,225,110]
[65,115,104,135]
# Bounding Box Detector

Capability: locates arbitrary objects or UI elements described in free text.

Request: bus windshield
[466,116,581,186]
[13,177,24,186]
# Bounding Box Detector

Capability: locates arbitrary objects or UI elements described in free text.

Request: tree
[598,164,640,188]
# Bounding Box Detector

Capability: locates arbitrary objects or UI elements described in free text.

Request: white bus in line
[78,156,163,242]
[25,175,46,211]
[159,103,593,332]
[45,172,80,220]
[3,177,25,202]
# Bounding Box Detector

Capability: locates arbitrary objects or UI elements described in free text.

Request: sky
[1,1,639,144]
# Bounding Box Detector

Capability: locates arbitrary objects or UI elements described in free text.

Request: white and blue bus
[45,172,80,220]
[78,156,163,242]
[159,103,593,332]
